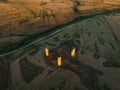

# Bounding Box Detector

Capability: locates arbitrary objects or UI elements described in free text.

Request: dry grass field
[0,0,120,52]
[0,0,75,46]
[0,0,120,90]
[2,12,119,90]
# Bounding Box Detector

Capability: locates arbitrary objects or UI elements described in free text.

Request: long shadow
[0,8,120,56]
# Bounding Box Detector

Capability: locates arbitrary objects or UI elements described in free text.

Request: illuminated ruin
[71,48,76,57]
[45,48,49,56]
[57,57,62,66]
[45,46,77,67]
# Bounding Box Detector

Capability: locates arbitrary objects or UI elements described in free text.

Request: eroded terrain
[0,0,120,54]
[0,10,120,90]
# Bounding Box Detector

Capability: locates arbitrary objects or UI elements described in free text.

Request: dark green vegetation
[0,6,120,90]
[0,8,120,56]
[0,57,10,90]
[0,8,106,55]
[45,43,110,90]
[19,57,44,83]
[62,61,109,90]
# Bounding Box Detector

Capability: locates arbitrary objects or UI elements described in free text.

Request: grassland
[0,1,120,90]
[0,0,120,55]
[0,11,119,90]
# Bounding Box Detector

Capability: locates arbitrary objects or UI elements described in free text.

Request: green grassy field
[3,11,119,90]
[0,0,120,90]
